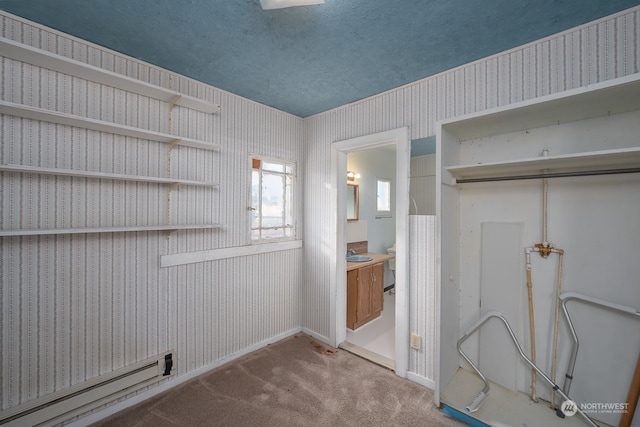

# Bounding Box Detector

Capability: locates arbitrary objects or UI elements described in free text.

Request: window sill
[160,239,303,267]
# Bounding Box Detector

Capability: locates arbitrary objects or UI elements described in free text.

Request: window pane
[262,161,284,173]
[261,173,284,227]
[377,179,391,211]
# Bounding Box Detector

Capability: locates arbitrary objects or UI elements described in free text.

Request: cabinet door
[346,269,358,329]
[356,265,373,324]
[370,262,384,315]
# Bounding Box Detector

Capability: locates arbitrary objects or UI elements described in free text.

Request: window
[376,178,391,217]
[250,156,295,242]
[377,179,391,211]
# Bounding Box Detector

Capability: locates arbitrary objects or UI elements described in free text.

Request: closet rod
[455,167,640,184]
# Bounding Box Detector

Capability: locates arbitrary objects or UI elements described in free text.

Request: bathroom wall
[302,6,640,386]
[347,148,396,253]
[347,147,396,286]
[410,154,436,215]
[1,11,304,417]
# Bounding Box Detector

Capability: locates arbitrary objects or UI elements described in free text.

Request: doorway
[330,128,410,378]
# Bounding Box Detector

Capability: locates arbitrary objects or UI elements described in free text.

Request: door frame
[330,127,410,378]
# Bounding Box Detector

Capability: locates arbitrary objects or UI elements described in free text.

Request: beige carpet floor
[94,334,466,427]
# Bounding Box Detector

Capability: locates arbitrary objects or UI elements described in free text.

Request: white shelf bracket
[167,182,179,193]
[168,94,182,111]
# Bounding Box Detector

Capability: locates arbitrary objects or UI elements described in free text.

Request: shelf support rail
[457,310,600,426]
[454,167,640,184]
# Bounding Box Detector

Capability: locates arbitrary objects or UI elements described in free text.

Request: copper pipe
[525,245,564,403]
[550,250,564,410]
[620,353,640,427]
[525,248,537,402]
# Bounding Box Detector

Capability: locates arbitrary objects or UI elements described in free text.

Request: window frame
[376,177,392,218]
[249,154,296,243]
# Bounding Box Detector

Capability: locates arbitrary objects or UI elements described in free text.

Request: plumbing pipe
[542,178,548,245]
[524,247,538,401]
[524,243,564,403]
[550,250,565,410]
[619,353,640,427]
[542,148,549,244]
[458,310,600,427]
[559,292,640,399]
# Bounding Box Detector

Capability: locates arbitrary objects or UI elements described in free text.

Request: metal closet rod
[455,167,640,184]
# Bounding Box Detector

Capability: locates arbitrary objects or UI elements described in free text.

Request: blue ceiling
[1,1,639,117]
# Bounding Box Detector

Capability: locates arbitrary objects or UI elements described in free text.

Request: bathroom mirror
[346,183,359,221]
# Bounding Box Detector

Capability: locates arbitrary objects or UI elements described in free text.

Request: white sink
[346,255,372,262]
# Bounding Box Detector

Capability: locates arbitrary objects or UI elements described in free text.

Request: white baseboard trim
[69,327,303,427]
[407,371,436,390]
[300,327,330,345]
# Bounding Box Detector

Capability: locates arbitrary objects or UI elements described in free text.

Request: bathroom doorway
[342,146,397,368]
[330,128,410,378]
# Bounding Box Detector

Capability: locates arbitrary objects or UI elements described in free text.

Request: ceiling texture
[1,1,639,117]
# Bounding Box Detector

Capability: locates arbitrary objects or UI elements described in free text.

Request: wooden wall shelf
[0,164,218,188]
[1,37,225,239]
[0,37,220,114]
[0,101,220,151]
[0,224,224,237]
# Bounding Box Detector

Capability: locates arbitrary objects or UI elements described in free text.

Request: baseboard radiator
[0,351,174,427]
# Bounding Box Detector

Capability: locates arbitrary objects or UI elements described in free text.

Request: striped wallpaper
[1,4,640,421]
[0,11,304,415]
[408,216,436,385]
[302,6,640,383]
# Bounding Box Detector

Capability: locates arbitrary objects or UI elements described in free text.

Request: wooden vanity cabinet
[346,262,384,329]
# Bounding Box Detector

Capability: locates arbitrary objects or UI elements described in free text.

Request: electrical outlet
[410,333,421,350]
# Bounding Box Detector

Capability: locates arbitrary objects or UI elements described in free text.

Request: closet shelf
[0,224,225,237]
[0,101,221,151]
[446,147,640,183]
[0,37,220,114]
[0,164,218,188]
[441,74,640,142]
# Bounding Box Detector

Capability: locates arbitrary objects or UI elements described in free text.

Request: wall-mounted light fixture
[260,0,324,10]
[347,171,361,181]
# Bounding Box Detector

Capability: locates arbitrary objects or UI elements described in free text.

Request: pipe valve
[535,242,553,258]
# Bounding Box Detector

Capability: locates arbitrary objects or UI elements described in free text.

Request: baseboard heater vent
[0,350,174,427]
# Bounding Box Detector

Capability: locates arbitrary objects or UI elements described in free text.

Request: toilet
[386,244,396,292]
[386,243,396,271]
